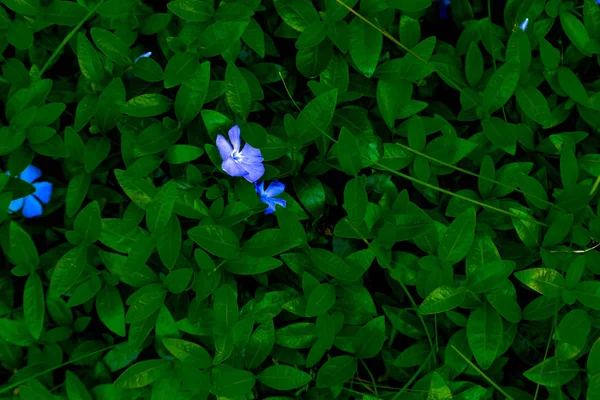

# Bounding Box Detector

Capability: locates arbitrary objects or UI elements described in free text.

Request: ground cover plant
[1,0,600,398]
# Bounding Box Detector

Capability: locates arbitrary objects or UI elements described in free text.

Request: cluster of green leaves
[1,0,600,399]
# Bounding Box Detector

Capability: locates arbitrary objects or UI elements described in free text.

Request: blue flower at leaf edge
[6,165,53,218]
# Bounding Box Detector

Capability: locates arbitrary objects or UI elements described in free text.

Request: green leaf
[95,77,126,133]
[66,371,93,400]
[122,94,173,118]
[296,89,337,144]
[90,27,132,66]
[245,319,275,369]
[146,181,177,234]
[343,177,367,226]
[588,338,600,375]
[438,208,476,265]
[259,365,312,390]
[211,369,256,397]
[560,10,591,56]
[125,284,167,323]
[467,260,516,293]
[96,0,135,19]
[294,175,326,218]
[574,281,600,310]
[197,20,249,57]
[296,21,327,49]
[486,293,522,324]
[305,283,336,317]
[377,78,412,129]
[188,224,240,259]
[134,123,182,157]
[511,208,541,249]
[554,309,591,345]
[524,357,579,387]
[316,356,357,387]
[516,86,552,127]
[175,61,210,124]
[74,201,102,245]
[84,136,110,173]
[162,338,212,368]
[515,268,565,298]
[77,33,104,82]
[392,0,432,12]
[156,215,182,270]
[560,139,578,189]
[419,286,466,315]
[23,272,44,340]
[96,284,126,336]
[517,175,549,210]
[114,360,172,388]
[167,0,212,22]
[164,53,196,89]
[349,17,382,78]
[133,57,163,82]
[353,316,386,358]
[467,304,503,370]
[465,42,483,87]
[338,128,362,176]
[1,0,40,15]
[114,169,156,210]
[9,222,39,272]
[273,0,319,32]
[482,117,516,155]
[213,284,239,331]
[482,60,520,114]
[225,64,252,120]
[49,246,87,297]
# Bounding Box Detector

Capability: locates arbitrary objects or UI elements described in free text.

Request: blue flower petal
[228,125,241,152]
[22,196,43,218]
[33,182,53,204]
[222,157,248,177]
[240,160,265,183]
[216,134,233,161]
[264,200,277,214]
[265,181,286,197]
[19,165,42,184]
[9,197,24,213]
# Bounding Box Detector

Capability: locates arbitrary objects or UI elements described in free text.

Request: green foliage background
[1,0,600,398]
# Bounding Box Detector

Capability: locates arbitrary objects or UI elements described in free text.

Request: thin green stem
[394,142,566,212]
[334,0,479,106]
[392,351,433,400]
[451,345,514,399]
[374,162,549,227]
[359,358,378,397]
[40,0,105,76]
[279,71,301,112]
[533,303,558,400]
[0,344,116,394]
[343,217,436,360]
[487,0,508,122]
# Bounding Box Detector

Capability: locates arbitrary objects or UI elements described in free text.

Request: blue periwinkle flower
[519,18,529,31]
[217,125,264,183]
[7,165,52,218]
[134,51,152,63]
[440,0,450,20]
[255,181,286,214]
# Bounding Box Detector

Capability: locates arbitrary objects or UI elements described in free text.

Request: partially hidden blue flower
[6,165,52,218]
[217,125,264,183]
[440,0,450,20]
[255,181,286,214]
[134,51,152,63]
[519,18,529,31]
